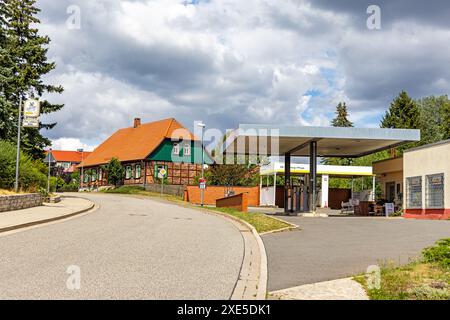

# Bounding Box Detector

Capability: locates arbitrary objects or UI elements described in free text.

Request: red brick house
[46,150,92,173]
[79,118,213,188]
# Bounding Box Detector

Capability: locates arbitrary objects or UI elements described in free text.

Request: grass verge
[102,185,183,202]
[101,185,292,233]
[354,239,450,300]
[211,207,293,234]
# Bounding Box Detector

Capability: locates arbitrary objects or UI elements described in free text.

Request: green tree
[381,91,420,129]
[323,102,354,167]
[331,102,353,127]
[0,0,63,158]
[106,158,124,187]
[381,91,420,154]
[440,96,450,140]
[198,164,259,186]
[416,95,449,145]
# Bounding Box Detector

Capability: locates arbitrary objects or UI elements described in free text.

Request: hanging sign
[23,99,41,117]
[22,117,40,128]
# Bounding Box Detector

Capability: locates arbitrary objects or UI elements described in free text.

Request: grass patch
[102,186,183,202]
[102,186,292,233]
[355,239,450,300]
[0,189,23,195]
[210,207,292,234]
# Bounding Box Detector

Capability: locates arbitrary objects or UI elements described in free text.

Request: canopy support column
[309,141,317,213]
[372,175,376,201]
[284,152,291,214]
[273,171,277,207]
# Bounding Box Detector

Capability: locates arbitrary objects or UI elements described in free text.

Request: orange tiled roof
[48,150,92,163]
[79,118,197,167]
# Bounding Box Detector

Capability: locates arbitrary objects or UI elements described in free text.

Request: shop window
[426,173,444,208]
[135,164,141,179]
[173,143,180,155]
[406,176,422,208]
[183,143,191,156]
[125,166,132,179]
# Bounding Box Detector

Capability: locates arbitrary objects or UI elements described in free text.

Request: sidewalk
[0,196,95,233]
[269,278,369,300]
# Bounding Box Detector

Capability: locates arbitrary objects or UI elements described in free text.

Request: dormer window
[173,143,180,155]
[183,143,191,156]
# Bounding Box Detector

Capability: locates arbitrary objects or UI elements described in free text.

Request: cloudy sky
[37,0,450,151]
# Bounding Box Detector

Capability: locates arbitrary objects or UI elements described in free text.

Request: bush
[422,239,450,269]
[59,183,79,192]
[103,186,145,194]
[0,140,47,192]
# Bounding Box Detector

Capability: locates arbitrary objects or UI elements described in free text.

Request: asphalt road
[263,216,450,291]
[0,193,244,299]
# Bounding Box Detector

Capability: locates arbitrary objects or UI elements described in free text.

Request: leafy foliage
[197,164,260,186]
[106,157,124,187]
[0,139,46,191]
[423,239,450,270]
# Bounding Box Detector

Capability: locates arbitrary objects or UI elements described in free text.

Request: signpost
[199,178,206,190]
[154,165,168,195]
[15,97,41,192]
[44,150,56,194]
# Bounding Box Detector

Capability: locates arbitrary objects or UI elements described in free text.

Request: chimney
[133,118,141,128]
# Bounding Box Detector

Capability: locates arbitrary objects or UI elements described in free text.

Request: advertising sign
[23,99,40,117]
[385,203,395,216]
[22,117,39,128]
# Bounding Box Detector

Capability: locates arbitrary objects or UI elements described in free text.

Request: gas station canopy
[223,124,420,214]
[223,124,421,157]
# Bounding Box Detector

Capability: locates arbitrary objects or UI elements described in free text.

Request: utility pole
[14,95,23,192]
[78,148,84,190]
[47,148,52,194]
[197,122,206,207]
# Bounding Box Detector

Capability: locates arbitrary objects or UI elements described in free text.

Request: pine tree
[331,102,353,127]
[381,91,419,129]
[323,102,354,166]
[381,91,420,154]
[0,0,14,139]
[1,0,63,158]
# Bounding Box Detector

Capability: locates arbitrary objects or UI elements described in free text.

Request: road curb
[0,197,96,234]
[201,208,268,300]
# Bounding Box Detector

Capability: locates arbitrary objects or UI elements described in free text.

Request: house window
[135,164,141,179]
[99,169,103,181]
[125,166,132,179]
[92,169,97,181]
[426,174,444,208]
[406,176,422,208]
[173,143,180,155]
[83,173,89,183]
[183,143,191,156]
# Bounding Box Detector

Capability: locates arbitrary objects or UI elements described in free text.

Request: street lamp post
[47,148,52,194]
[14,95,23,192]
[78,148,84,190]
[197,122,206,207]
